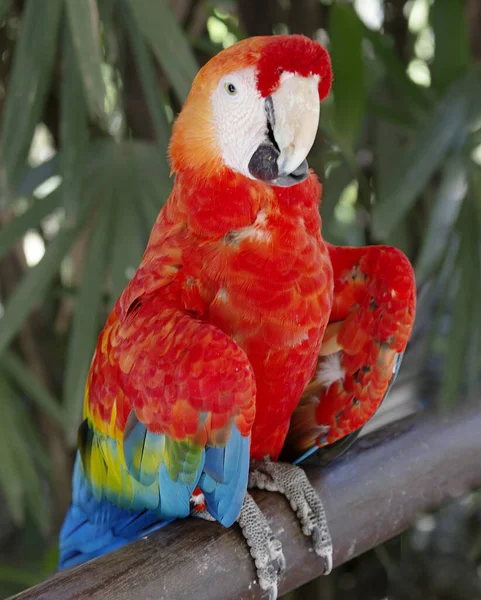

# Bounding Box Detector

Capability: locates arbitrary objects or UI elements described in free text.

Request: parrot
[58,34,416,599]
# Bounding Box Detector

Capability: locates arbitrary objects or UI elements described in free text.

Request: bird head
[169,35,332,187]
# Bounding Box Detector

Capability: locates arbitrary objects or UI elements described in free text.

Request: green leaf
[99,140,171,232]
[109,187,144,309]
[130,141,171,204]
[329,4,365,145]
[367,98,415,130]
[0,376,50,532]
[89,139,170,230]
[371,74,472,239]
[386,216,412,257]
[374,116,409,200]
[320,120,372,214]
[0,0,13,20]
[125,0,197,103]
[42,542,60,575]
[415,154,467,282]
[0,196,94,357]
[138,188,161,231]
[0,188,62,261]
[0,0,63,197]
[98,0,117,31]
[130,143,171,231]
[440,196,481,409]
[11,423,50,534]
[60,23,89,217]
[321,159,352,230]
[0,566,43,588]
[430,0,470,94]
[63,195,114,442]
[17,155,59,197]
[2,351,63,428]
[66,0,108,121]
[468,167,481,378]
[122,0,171,155]
[0,378,24,524]
[374,117,415,257]
[364,27,431,112]
[108,140,171,303]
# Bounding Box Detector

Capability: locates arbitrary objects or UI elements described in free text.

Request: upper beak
[248,73,320,187]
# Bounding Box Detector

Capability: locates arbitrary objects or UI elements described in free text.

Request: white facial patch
[211,67,267,179]
[211,68,321,181]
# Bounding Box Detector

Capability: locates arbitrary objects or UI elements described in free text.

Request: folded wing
[59,293,256,566]
[284,244,416,463]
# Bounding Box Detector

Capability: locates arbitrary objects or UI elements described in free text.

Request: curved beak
[248,73,320,187]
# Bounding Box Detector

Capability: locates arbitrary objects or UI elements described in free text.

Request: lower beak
[248,73,320,187]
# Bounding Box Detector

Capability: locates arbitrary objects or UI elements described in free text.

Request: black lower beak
[248,143,280,182]
[247,96,309,188]
[248,143,309,187]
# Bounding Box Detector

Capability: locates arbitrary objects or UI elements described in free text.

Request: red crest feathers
[256,34,332,100]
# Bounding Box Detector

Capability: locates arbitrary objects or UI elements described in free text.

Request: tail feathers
[60,418,251,569]
[59,455,172,569]
[59,504,171,568]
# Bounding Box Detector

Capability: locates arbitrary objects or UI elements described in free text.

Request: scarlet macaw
[59,35,416,599]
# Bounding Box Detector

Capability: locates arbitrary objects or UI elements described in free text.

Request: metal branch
[11,401,481,600]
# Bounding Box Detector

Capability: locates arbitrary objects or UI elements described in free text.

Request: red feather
[256,34,332,100]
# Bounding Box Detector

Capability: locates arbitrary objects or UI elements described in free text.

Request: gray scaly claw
[238,493,286,599]
[190,508,216,521]
[249,459,333,575]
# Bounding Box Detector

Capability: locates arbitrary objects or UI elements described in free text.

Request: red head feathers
[170,35,332,175]
[255,35,332,100]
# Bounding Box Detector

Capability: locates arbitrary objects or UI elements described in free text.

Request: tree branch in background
[288,0,321,38]
[467,0,481,61]
[238,0,280,36]
[384,0,409,63]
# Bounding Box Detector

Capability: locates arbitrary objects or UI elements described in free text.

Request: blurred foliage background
[0,0,480,598]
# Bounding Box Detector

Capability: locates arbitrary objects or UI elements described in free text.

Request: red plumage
[61,36,416,572]
[85,32,415,476]
[256,34,332,99]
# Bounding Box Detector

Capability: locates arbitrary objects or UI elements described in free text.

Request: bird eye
[224,82,237,96]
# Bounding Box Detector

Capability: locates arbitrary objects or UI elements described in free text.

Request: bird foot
[191,508,216,521]
[249,459,333,575]
[238,493,286,600]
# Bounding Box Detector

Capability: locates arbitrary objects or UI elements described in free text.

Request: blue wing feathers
[200,424,250,527]
[123,414,166,486]
[59,422,250,568]
[157,454,204,520]
[203,446,227,483]
[59,458,171,569]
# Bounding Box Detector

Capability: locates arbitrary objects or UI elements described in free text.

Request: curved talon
[248,460,333,577]
[237,493,285,599]
[190,509,216,522]
[322,550,333,575]
[267,582,278,600]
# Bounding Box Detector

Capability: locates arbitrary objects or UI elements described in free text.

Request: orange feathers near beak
[169,35,332,186]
